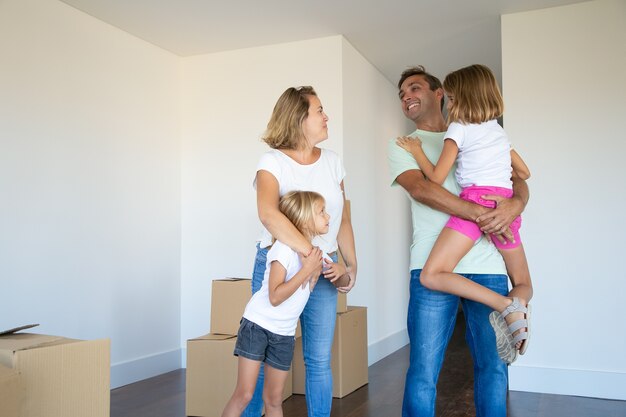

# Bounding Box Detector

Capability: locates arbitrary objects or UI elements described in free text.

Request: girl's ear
[305,224,316,239]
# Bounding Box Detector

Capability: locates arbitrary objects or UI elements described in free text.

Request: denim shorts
[233,318,295,371]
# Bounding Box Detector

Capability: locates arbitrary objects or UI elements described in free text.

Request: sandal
[501,297,531,355]
[489,311,518,364]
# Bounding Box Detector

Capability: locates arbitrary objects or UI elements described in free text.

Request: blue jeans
[243,244,338,417]
[403,270,509,417]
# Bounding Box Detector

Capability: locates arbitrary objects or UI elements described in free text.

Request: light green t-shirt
[388,129,506,274]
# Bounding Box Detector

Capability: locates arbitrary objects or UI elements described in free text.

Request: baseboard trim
[111,348,181,389]
[180,334,624,400]
[367,329,409,366]
[180,331,409,371]
[510,364,626,400]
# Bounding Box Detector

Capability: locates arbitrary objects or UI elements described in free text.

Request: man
[388,66,528,417]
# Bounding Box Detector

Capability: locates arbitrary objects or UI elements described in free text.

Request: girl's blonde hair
[279,190,325,241]
[262,86,317,150]
[443,64,504,124]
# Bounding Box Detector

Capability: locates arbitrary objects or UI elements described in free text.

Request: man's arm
[390,137,499,232]
[395,169,487,221]
[511,150,531,180]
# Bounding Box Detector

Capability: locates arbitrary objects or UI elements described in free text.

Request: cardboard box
[0,330,110,417]
[292,306,368,398]
[211,278,253,335]
[336,292,347,313]
[210,278,301,338]
[0,363,23,417]
[186,333,292,417]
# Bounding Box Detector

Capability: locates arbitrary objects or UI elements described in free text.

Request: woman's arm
[335,182,357,292]
[268,248,322,306]
[256,170,313,255]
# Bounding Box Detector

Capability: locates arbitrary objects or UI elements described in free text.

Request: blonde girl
[396,64,533,363]
[221,191,346,417]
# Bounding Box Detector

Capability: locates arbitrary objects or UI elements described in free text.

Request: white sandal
[501,297,531,355]
[489,310,518,364]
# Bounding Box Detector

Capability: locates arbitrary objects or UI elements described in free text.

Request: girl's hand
[396,136,423,153]
[322,259,347,282]
[299,247,322,288]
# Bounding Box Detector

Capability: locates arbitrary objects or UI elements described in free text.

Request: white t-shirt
[445,120,512,189]
[243,241,311,336]
[254,148,345,254]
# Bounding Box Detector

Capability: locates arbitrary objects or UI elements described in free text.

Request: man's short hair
[397,66,443,92]
[397,66,444,110]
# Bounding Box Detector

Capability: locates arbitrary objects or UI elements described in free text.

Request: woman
[243,86,357,417]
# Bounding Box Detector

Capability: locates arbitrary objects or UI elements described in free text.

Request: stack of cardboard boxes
[0,325,110,417]
[186,278,293,417]
[186,276,368,416]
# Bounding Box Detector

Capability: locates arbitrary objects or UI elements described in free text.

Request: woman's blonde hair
[443,64,504,124]
[262,86,317,150]
[279,190,325,241]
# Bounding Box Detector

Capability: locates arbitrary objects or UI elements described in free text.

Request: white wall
[502,0,626,400]
[341,39,414,364]
[0,0,182,388]
[180,36,344,354]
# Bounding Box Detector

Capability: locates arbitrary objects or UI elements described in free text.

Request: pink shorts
[445,185,522,250]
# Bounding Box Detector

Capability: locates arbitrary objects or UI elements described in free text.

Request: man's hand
[475,194,524,242]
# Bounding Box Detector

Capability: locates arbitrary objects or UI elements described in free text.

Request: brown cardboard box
[292,306,368,398]
[210,278,302,338]
[186,333,292,417]
[0,331,110,417]
[336,292,347,313]
[211,278,253,335]
[0,363,23,417]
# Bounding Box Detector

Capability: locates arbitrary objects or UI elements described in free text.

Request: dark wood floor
[111,314,626,417]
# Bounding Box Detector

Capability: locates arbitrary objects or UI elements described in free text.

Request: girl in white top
[396,64,533,364]
[222,191,347,417]
[244,191,343,336]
